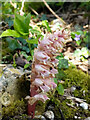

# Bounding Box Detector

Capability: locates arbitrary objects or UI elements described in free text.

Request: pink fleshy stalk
[28,102,37,118]
[28,86,38,118]
[27,29,70,118]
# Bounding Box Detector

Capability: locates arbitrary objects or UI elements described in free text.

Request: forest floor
[1,2,90,120]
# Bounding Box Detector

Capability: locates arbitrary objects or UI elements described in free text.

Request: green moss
[9,114,28,120]
[35,100,49,116]
[56,66,90,103]
[63,66,89,87]
[49,95,76,119]
[59,99,90,119]
[49,95,90,120]
[59,100,76,119]
[62,66,90,103]
[2,99,27,119]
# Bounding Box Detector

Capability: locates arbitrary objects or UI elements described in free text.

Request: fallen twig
[20,0,25,15]
[66,103,76,108]
[42,0,66,25]
[10,0,17,9]
[29,6,39,16]
[63,94,86,103]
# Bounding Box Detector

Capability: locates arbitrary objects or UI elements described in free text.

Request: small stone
[48,105,54,110]
[0,82,3,91]
[74,116,78,119]
[71,86,76,92]
[85,117,90,120]
[80,102,88,110]
[44,111,54,120]
[78,117,81,119]
[0,92,13,106]
[83,90,85,96]
[35,115,46,120]
[76,103,79,107]
[0,75,5,81]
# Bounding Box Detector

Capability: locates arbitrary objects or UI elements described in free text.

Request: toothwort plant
[26,29,70,118]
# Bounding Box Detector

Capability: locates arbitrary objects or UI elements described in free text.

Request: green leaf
[13,58,17,68]
[14,13,30,36]
[71,31,82,36]
[24,13,31,32]
[0,29,21,38]
[27,38,38,44]
[58,59,68,69]
[71,33,75,39]
[76,40,81,46]
[24,63,30,69]
[57,84,64,95]
[27,56,33,61]
[20,51,29,58]
[30,29,41,35]
[83,36,88,43]
[42,20,51,32]
[14,14,25,34]
[54,78,58,84]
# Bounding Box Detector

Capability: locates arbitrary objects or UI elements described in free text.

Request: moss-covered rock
[0,65,31,120]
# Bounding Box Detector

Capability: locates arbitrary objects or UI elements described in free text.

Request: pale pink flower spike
[27,29,70,118]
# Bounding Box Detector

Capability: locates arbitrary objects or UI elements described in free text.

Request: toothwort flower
[74,34,80,41]
[27,29,71,118]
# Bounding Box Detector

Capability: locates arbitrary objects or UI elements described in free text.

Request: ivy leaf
[56,69,65,80]
[17,37,27,45]
[0,29,21,38]
[6,38,21,51]
[58,59,68,69]
[22,46,30,53]
[57,84,64,95]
